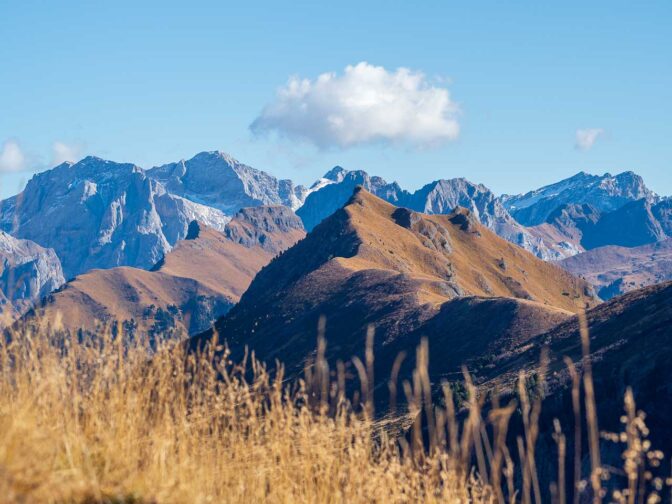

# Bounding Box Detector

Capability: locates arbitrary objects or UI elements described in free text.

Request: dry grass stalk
[0,320,669,503]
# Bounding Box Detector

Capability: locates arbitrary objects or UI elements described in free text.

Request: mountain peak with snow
[503,170,658,226]
[322,166,349,182]
[147,150,307,212]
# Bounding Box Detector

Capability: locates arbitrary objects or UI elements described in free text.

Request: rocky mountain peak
[148,150,307,213]
[604,170,653,199]
[503,170,659,226]
[0,156,229,279]
[297,168,406,231]
[323,166,349,182]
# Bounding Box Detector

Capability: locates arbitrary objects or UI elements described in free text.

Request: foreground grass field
[0,320,667,503]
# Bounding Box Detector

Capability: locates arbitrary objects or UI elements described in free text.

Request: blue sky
[1,1,670,199]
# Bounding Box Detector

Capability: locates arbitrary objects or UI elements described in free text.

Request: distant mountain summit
[503,171,672,295]
[0,156,229,279]
[147,151,307,212]
[297,168,405,231]
[297,167,562,260]
[502,171,658,226]
[321,166,349,182]
[405,178,559,259]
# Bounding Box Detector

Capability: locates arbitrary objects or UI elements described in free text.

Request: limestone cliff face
[0,156,229,279]
[0,231,64,322]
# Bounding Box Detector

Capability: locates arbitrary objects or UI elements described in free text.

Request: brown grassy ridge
[29,214,306,337]
[0,318,668,503]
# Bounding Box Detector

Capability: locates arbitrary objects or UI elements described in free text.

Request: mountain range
[189,189,672,424]
[0,149,669,322]
[147,151,307,212]
[4,151,672,482]
[296,167,561,260]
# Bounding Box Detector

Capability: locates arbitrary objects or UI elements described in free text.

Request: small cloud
[575,128,604,151]
[51,141,83,165]
[251,62,460,149]
[0,139,27,172]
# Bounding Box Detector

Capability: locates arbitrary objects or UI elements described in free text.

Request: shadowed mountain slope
[529,198,672,262]
[580,198,667,250]
[473,281,672,478]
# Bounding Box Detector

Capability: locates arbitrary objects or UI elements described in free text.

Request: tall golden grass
[0,317,667,503]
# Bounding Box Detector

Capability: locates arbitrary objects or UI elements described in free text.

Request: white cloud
[251,62,460,149]
[51,141,82,165]
[575,128,604,151]
[0,139,27,172]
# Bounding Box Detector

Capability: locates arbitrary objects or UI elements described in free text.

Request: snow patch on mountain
[502,171,658,226]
